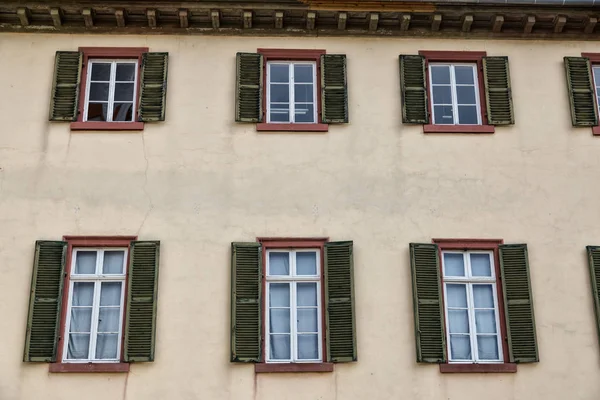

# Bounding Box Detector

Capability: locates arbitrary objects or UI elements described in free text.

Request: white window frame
[441,250,503,364]
[429,63,482,126]
[62,248,127,363]
[592,65,600,116]
[265,249,322,363]
[83,59,138,123]
[266,61,317,124]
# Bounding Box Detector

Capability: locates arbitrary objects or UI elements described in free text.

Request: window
[429,64,481,126]
[267,62,317,124]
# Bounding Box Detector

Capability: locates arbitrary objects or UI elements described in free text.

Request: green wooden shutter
[324,241,356,362]
[321,54,348,123]
[49,51,82,121]
[586,246,600,350]
[138,52,169,122]
[231,242,262,362]
[124,241,160,362]
[23,240,67,362]
[499,244,539,363]
[482,56,514,125]
[235,53,263,123]
[409,243,445,363]
[564,57,598,126]
[399,55,429,124]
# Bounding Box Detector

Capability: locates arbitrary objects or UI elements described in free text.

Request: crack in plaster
[137,133,154,235]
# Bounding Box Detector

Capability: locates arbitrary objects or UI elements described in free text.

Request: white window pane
[473,285,494,308]
[297,282,317,306]
[475,310,497,334]
[477,335,500,360]
[98,308,121,332]
[448,309,469,334]
[75,252,97,274]
[454,66,475,84]
[269,283,290,307]
[270,334,291,359]
[115,83,134,102]
[269,253,290,275]
[294,84,314,102]
[103,251,125,274]
[91,63,111,81]
[445,284,467,308]
[456,86,477,105]
[270,84,289,103]
[72,282,94,306]
[294,104,315,123]
[470,253,492,277]
[296,252,317,275]
[449,335,471,360]
[269,309,290,333]
[294,64,313,83]
[87,103,108,122]
[89,82,110,101]
[116,63,135,81]
[100,282,122,306]
[444,253,465,276]
[298,334,319,359]
[432,86,452,105]
[68,333,90,359]
[69,307,92,333]
[431,65,450,84]
[270,64,289,83]
[297,309,318,333]
[434,105,454,124]
[95,333,119,359]
[457,105,479,124]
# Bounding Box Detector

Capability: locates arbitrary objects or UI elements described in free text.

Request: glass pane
[75,251,97,274]
[294,84,314,102]
[103,251,125,274]
[67,333,90,359]
[270,110,290,122]
[475,310,497,334]
[270,84,289,103]
[113,103,134,122]
[434,105,454,124]
[72,282,94,306]
[115,83,134,102]
[297,309,318,332]
[95,333,118,359]
[296,252,317,275]
[270,334,291,360]
[116,63,136,81]
[294,104,315,123]
[298,334,319,359]
[90,63,111,81]
[477,335,499,360]
[269,283,290,307]
[454,65,475,84]
[449,335,471,360]
[69,307,92,333]
[456,86,477,105]
[457,105,479,124]
[270,64,289,83]
[448,309,469,334]
[89,82,109,101]
[86,103,108,122]
[473,285,494,308]
[470,253,492,277]
[100,282,122,306]
[443,253,465,276]
[431,65,451,84]
[594,67,600,86]
[294,64,313,83]
[446,284,467,308]
[297,282,317,306]
[269,252,290,275]
[269,309,291,333]
[432,85,452,105]
[98,308,121,332]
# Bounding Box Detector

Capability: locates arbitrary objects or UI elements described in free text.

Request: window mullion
[467,283,478,363]
[450,65,459,125]
[290,64,295,123]
[291,281,297,362]
[89,280,101,361]
[63,280,75,361]
[107,62,117,122]
[84,61,92,122]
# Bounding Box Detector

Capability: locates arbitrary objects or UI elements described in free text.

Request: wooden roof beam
[492,15,504,33]
[337,12,347,30]
[524,15,535,33]
[461,14,473,32]
[307,11,316,29]
[243,10,252,29]
[369,13,379,31]
[17,7,30,27]
[179,9,189,28]
[275,11,284,29]
[147,9,157,28]
[211,10,220,29]
[50,7,62,28]
[431,13,441,31]
[585,16,597,34]
[115,9,126,28]
[82,8,94,28]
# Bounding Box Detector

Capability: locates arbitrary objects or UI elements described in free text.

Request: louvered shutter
[324,241,356,362]
[138,52,169,122]
[321,54,348,123]
[586,246,600,349]
[124,241,160,362]
[23,241,67,362]
[49,51,82,121]
[482,56,514,125]
[235,53,263,123]
[564,57,598,126]
[409,243,445,363]
[499,244,539,363]
[399,55,429,124]
[231,242,262,362]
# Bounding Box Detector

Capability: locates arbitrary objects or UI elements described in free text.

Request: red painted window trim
[432,238,516,373]
[419,50,494,134]
[71,47,148,132]
[257,48,326,133]
[50,235,137,373]
[255,237,332,372]
[581,53,600,135]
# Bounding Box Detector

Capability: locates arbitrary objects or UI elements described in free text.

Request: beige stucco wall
[1,32,600,400]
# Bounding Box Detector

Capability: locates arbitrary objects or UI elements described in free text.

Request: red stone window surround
[49,235,137,373]
[420,51,495,134]
[433,238,517,374]
[256,49,328,133]
[581,52,600,136]
[255,237,333,373]
[70,47,147,132]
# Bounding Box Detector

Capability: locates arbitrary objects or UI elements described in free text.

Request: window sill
[256,123,329,132]
[592,126,600,136]
[439,363,517,373]
[423,124,495,134]
[70,122,145,131]
[255,363,334,373]
[49,362,130,373]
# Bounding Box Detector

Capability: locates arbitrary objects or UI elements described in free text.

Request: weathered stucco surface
[1,33,600,400]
